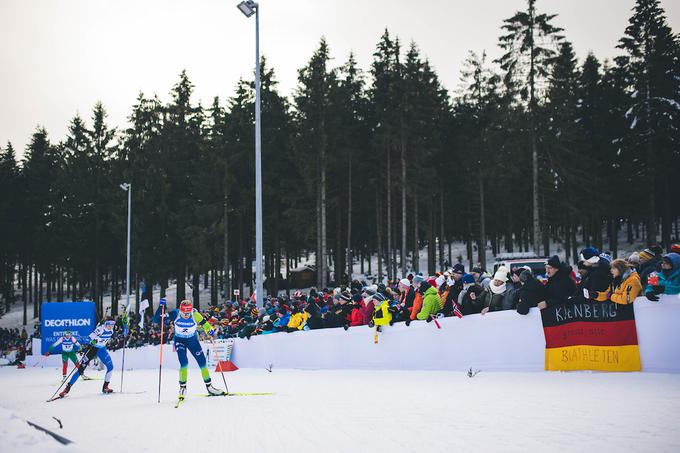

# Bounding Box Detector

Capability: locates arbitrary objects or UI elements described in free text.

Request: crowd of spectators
[3,244,679,355]
[111,243,680,345]
[0,327,31,363]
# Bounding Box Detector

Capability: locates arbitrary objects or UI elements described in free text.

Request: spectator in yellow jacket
[369,293,393,329]
[286,307,309,332]
[608,259,642,304]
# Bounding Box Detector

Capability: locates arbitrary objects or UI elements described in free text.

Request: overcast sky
[1,0,679,158]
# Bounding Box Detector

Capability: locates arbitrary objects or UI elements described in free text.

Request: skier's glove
[587,290,599,300]
[426,316,433,323]
[44,352,50,357]
[368,320,375,328]
[646,293,660,302]
[207,328,215,337]
[159,298,167,306]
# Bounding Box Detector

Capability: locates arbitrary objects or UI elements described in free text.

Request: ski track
[0,367,679,452]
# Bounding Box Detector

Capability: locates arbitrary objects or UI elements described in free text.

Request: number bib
[174,312,198,338]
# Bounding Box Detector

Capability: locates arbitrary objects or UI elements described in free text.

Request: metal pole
[254,5,264,306]
[126,185,131,313]
[121,183,131,391]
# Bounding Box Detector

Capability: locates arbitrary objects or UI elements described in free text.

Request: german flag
[541,300,641,372]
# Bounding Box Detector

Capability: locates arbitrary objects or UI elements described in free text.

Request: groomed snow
[1,367,679,452]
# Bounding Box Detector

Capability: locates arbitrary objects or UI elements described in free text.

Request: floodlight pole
[125,184,131,314]
[237,1,263,306]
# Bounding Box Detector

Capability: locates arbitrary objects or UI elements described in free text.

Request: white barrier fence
[26,295,680,373]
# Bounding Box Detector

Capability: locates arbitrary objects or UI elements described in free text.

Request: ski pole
[119,331,128,392]
[157,304,165,403]
[209,336,229,394]
[120,312,129,392]
[47,346,89,402]
[430,314,441,329]
[34,354,48,368]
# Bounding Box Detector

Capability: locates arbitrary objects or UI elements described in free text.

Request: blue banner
[41,302,97,354]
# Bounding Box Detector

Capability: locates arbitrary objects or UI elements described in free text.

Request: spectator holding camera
[644,252,680,301]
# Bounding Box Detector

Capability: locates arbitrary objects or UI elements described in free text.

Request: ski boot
[59,384,71,398]
[102,381,113,394]
[206,382,226,396]
[178,384,187,402]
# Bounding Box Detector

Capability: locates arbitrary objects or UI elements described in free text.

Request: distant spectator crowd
[106,243,680,347]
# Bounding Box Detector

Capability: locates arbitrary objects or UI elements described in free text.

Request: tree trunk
[571,223,578,264]
[346,151,353,283]
[627,219,634,244]
[661,177,671,248]
[478,171,486,270]
[400,131,407,276]
[32,265,38,319]
[222,197,230,301]
[376,191,382,283]
[177,261,186,302]
[192,271,200,309]
[428,195,435,275]
[439,186,445,271]
[386,147,392,281]
[413,191,419,274]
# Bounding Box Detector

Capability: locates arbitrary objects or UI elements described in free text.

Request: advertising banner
[40,302,97,354]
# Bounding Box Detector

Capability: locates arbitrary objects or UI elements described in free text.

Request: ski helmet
[179,300,193,313]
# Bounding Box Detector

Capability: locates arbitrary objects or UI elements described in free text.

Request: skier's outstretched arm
[193,311,215,336]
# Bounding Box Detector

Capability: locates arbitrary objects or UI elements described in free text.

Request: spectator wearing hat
[575,247,611,302]
[324,292,352,329]
[349,293,366,327]
[539,255,576,310]
[392,279,414,322]
[238,316,257,340]
[440,265,465,316]
[305,297,324,330]
[471,266,491,288]
[479,266,512,315]
[457,273,477,306]
[627,252,641,269]
[639,247,663,290]
[286,306,309,332]
[644,253,680,301]
[608,259,642,304]
[516,269,548,315]
[259,315,276,334]
[369,292,393,330]
[409,274,426,322]
[503,267,525,310]
[460,284,485,315]
[415,280,443,321]
[362,285,378,325]
[275,308,291,332]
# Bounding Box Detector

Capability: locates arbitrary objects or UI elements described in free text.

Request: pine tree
[497,0,563,255]
[294,38,334,288]
[617,0,680,246]
[0,143,19,309]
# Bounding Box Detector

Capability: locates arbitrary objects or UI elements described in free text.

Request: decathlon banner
[41,302,97,354]
[541,300,641,372]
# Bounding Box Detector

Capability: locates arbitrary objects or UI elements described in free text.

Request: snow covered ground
[1,367,679,453]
